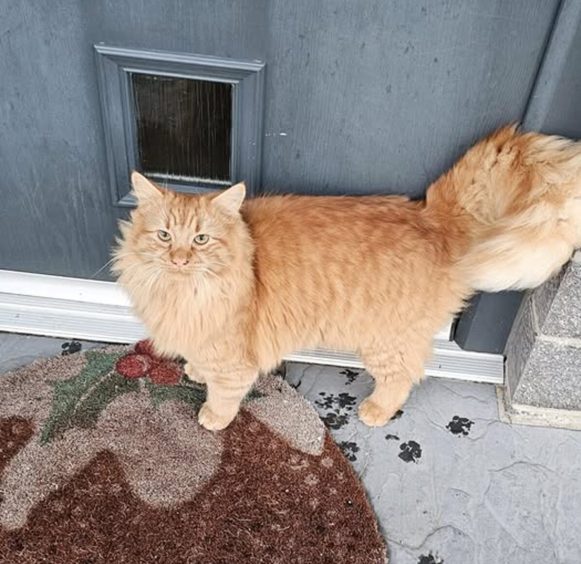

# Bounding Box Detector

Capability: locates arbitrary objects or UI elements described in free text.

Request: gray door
[1,0,579,351]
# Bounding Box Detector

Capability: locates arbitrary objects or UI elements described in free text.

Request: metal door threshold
[0,270,504,384]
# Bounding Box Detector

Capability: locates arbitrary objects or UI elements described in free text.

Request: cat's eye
[157,230,171,241]
[193,234,209,245]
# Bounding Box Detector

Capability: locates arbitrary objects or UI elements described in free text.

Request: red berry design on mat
[134,339,157,358]
[148,363,182,386]
[115,340,184,386]
[115,354,151,379]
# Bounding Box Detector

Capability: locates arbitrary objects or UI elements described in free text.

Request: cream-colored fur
[435,125,581,291]
[113,126,581,431]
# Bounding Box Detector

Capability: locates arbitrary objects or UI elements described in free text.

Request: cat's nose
[171,256,190,266]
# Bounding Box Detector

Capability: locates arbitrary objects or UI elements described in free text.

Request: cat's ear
[212,182,246,215]
[131,171,164,204]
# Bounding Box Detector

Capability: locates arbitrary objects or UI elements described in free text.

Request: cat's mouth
[165,265,195,275]
[164,263,212,278]
[154,257,218,278]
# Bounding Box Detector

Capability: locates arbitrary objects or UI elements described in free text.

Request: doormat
[0,343,387,563]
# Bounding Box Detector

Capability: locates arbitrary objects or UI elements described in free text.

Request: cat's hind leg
[358,340,430,427]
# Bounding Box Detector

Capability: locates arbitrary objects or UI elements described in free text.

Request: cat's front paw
[358,398,393,427]
[198,403,236,431]
[184,362,206,384]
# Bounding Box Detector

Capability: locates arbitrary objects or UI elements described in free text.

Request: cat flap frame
[95,44,265,207]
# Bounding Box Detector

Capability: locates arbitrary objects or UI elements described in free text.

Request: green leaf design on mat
[40,351,139,444]
[146,379,207,410]
[146,379,264,411]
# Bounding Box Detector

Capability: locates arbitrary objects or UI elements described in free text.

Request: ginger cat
[113,126,581,431]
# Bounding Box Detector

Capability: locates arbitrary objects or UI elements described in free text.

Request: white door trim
[0,270,504,384]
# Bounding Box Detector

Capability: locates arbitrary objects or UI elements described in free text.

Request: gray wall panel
[0,0,562,279]
[541,6,581,136]
[261,0,559,195]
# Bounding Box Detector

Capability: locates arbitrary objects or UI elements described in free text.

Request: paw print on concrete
[316,392,357,431]
[398,440,422,463]
[338,441,360,462]
[418,553,444,564]
[61,341,82,356]
[339,368,360,385]
[446,416,474,436]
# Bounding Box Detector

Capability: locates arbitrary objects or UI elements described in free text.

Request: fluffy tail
[428,125,581,292]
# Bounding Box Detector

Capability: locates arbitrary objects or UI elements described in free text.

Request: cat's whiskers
[91,254,129,279]
[118,258,162,289]
[195,268,218,279]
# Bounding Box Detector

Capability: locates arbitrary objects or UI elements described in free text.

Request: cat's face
[116,173,246,279]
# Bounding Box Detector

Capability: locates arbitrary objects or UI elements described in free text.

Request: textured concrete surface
[286,363,581,564]
[541,261,581,339]
[504,292,537,397]
[513,340,581,410]
[2,334,581,563]
[0,333,101,371]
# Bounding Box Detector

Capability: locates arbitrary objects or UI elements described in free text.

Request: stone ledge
[512,340,581,410]
[504,256,581,427]
[497,387,581,430]
[538,261,581,339]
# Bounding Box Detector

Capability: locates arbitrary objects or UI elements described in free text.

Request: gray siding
[0,0,562,278]
[540,3,581,136]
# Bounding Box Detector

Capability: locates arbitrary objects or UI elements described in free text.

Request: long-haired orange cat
[113,126,581,430]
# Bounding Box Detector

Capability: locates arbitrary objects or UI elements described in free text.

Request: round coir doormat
[0,342,387,563]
